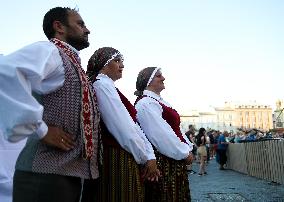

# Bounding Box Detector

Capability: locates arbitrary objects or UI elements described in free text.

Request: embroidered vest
[15,42,100,179]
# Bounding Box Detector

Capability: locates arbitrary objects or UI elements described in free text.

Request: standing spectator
[0,7,100,202]
[185,125,197,174]
[135,67,193,201]
[205,132,210,163]
[217,131,229,170]
[234,132,242,143]
[208,130,215,159]
[246,130,257,141]
[196,128,208,176]
[210,130,217,158]
[213,131,220,159]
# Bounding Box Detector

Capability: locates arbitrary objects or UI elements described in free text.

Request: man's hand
[41,126,76,151]
[142,159,161,182]
[184,152,194,165]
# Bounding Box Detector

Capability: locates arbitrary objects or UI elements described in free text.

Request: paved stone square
[189,159,284,201]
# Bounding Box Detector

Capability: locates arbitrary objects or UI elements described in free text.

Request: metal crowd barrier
[226,139,284,184]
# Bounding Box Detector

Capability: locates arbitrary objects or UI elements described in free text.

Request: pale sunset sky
[1,0,283,114]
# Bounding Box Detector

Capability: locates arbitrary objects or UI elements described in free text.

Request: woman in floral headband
[134,67,194,201]
[87,47,160,202]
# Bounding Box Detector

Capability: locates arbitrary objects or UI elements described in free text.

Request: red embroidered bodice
[136,96,187,144]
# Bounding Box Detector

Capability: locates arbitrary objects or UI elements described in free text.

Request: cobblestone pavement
[188,159,284,202]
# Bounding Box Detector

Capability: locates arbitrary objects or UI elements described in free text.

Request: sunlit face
[101,57,124,81]
[147,70,165,94]
[64,11,90,50]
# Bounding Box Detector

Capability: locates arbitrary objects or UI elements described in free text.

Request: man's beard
[66,35,89,51]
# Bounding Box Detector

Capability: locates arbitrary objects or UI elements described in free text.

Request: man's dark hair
[42,7,74,39]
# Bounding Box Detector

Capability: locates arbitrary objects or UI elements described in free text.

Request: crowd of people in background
[232,129,284,142]
[184,125,284,175]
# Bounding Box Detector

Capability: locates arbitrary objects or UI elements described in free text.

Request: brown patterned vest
[15,48,100,179]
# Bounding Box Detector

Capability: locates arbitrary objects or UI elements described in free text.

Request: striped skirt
[144,151,191,202]
[95,144,144,202]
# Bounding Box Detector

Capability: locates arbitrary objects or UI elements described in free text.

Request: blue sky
[1,0,283,114]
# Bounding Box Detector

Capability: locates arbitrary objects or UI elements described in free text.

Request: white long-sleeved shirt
[0,130,26,202]
[93,74,155,164]
[135,90,193,160]
[0,41,71,142]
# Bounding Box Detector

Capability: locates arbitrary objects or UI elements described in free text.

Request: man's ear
[52,21,65,35]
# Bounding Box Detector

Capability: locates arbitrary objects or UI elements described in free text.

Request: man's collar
[53,38,80,55]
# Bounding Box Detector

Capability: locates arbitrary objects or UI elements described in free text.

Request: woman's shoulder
[138,96,159,105]
[135,96,162,111]
[94,75,115,88]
